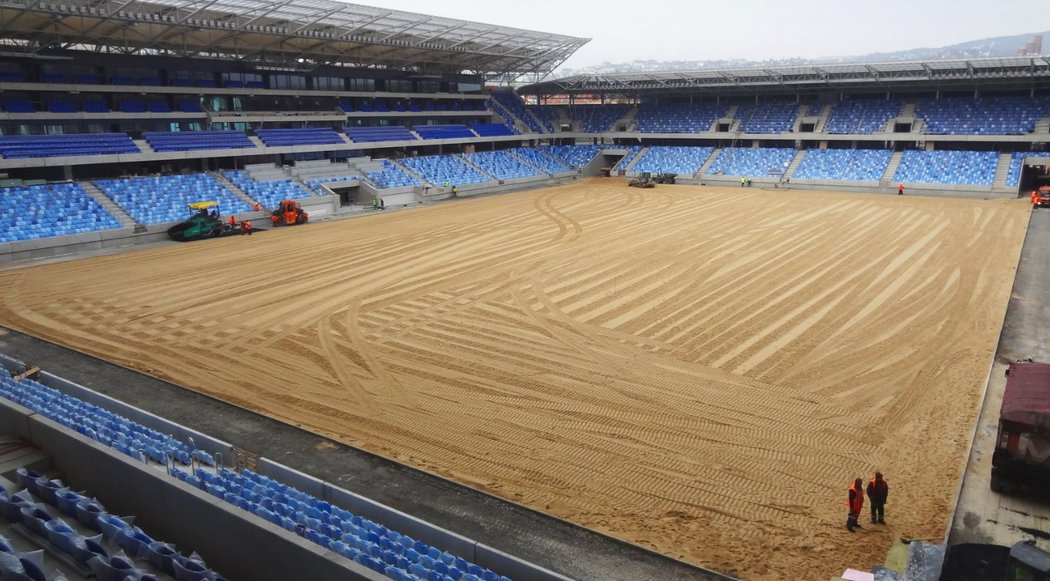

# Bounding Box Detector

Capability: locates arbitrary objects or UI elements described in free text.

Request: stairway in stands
[623,147,650,173]
[880,151,904,184]
[457,154,497,180]
[81,181,137,228]
[210,171,257,207]
[696,148,722,177]
[783,150,807,180]
[992,152,1014,190]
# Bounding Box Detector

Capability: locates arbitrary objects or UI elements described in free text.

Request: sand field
[0,181,1030,579]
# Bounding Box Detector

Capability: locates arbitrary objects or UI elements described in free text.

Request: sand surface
[0,182,1030,579]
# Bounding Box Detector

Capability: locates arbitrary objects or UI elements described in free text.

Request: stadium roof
[0,0,589,80]
[519,56,1050,95]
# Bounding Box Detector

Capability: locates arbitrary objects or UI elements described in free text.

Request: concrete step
[697,148,722,177]
[387,159,428,186]
[881,151,904,184]
[458,154,497,180]
[784,149,806,179]
[624,147,650,173]
[992,152,1014,189]
[210,171,257,207]
[81,181,137,228]
[132,138,152,154]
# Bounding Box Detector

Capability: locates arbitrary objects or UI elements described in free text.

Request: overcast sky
[372,0,1049,70]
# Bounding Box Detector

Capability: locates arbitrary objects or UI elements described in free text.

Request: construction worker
[245,219,252,235]
[451,185,457,197]
[371,196,379,210]
[898,183,904,196]
[846,477,864,532]
[740,177,746,187]
[228,215,236,226]
[252,202,261,211]
[866,472,889,524]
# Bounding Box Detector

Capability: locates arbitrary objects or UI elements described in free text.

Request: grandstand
[1,0,1050,579]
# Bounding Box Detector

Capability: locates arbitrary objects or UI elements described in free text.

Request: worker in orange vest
[898,183,904,196]
[228,215,236,226]
[846,477,864,532]
[252,202,261,211]
[245,219,252,235]
[866,472,889,524]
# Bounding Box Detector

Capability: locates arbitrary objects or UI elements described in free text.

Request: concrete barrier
[20,410,384,581]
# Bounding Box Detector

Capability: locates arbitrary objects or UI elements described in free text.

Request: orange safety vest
[228,216,236,225]
[244,220,252,229]
[846,482,864,513]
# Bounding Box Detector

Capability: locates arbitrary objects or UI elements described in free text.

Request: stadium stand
[95,173,251,224]
[0,365,512,581]
[2,99,36,113]
[470,122,517,137]
[570,105,629,132]
[255,127,345,147]
[792,149,893,181]
[490,92,547,133]
[916,96,1050,135]
[82,99,110,113]
[612,145,643,171]
[540,145,602,169]
[1005,151,1031,187]
[143,131,255,152]
[224,170,313,210]
[0,182,122,242]
[147,100,172,113]
[527,105,560,132]
[46,99,77,113]
[893,150,999,185]
[635,104,728,133]
[0,71,26,82]
[463,150,541,180]
[705,147,797,177]
[510,147,573,174]
[414,124,476,139]
[345,126,416,143]
[306,176,358,195]
[401,155,491,187]
[0,133,138,158]
[366,160,420,189]
[738,103,799,133]
[630,146,714,175]
[824,99,902,134]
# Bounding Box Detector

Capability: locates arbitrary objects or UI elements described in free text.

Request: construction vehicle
[653,172,677,184]
[628,172,655,188]
[270,199,308,227]
[167,202,241,242]
[1006,541,1050,581]
[1031,186,1050,208]
[990,361,1050,494]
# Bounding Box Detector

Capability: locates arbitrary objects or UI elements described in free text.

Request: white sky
[370,0,1050,70]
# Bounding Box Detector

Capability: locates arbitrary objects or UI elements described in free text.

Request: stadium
[0,1,1046,580]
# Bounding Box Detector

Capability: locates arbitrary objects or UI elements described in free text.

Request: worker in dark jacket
[866,472,889,524]
[846,477,864,532]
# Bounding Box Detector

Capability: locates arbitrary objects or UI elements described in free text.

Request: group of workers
[227,214,252,235]
[846,472,889,532]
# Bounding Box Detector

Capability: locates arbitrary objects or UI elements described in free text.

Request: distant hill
[554,31,1048,78]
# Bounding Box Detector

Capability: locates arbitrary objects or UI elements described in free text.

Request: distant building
[1017,34,1043,56]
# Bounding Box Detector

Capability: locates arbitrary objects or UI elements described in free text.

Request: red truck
[991,362,1050,493]
[1032,186,1050,208]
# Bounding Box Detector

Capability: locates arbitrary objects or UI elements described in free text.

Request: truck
[991,361,1050,494]
[1032,186,1050,208]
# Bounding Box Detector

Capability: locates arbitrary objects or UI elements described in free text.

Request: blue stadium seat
[631,146,714,174]
[223,170,313,209]
[142,131,254,152]
[255,128,344,147]
[95,173,250,224]
[793,149,893,181]
[400,155,491,187]
[824,99,901,134]
[635,104,728,133]
[893,150,998,185]
[0,182,123,242]
[345,126,416,143]
[462,151,541,180]
[705,147,796,177]
[366,161,420,190]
